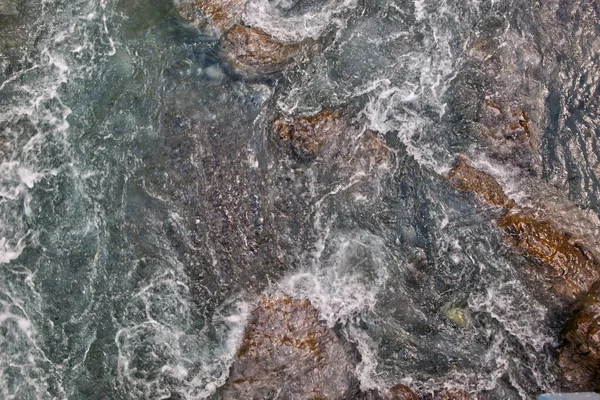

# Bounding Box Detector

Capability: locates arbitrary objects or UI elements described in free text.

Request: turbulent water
[1,0,599,398]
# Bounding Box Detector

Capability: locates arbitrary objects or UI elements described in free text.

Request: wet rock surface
[446,157,600,301]
[559,282,600,391]
[447,156,514,209]
[220,24,300,75]
[219,296,358,399]
[497,212,600,301]
[274,110,389,167]
[434,389,474,400]
[177,0,246,32]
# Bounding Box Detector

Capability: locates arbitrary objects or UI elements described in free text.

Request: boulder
[446,157,600,301]
[274,110,389,167]
[219,296,357,399]
[220,25,301,75]
[177,0,246,32]
[274,110,344,161]
[559,282,600,391]
[434,389,473,400]
[497,211,600,301]
[446,155,515,208]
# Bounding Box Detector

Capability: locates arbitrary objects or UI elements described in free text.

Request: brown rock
[275,110,343,161]
[446,155,514,208]
[446,156,600,301]
[354,385,419,400]
[559,282,600,391]
[497,211,600,300]
[221,25,300,75]
[275,110,389,169]
[434,388,473,400]
[220,296,356,400]
[177,0,246,32]
[388,384,419,400]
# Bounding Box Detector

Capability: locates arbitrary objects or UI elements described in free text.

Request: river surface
[1,0,599,399]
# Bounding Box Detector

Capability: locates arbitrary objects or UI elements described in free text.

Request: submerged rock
[497,211,600,300]
[274,110,389,168]
[219,296,356,399]
[220,296,419,399]
[0,0,18,15]
[274,110,344,161]
[446,156,515,208]
[559,282,600,391]
[177,0,246,32]
[446,156,600,301]
[434,389,473,400]
[221,24,301,75]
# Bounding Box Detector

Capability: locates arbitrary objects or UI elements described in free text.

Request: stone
[219,296,357,399]
[559,282,600,391]
[497,211,600,301]
[387,384,420,400]
[275,110,344,161]
[274,110,389,168]
[446,157,600,301]
[220,25,300,75]
[177,0,246,32]
[434,389,474,400]
[446,155,514,208]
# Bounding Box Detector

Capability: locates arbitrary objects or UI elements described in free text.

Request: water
[1,0,599,398]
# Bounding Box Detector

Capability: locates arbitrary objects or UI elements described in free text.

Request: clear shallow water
[0,0,599,398]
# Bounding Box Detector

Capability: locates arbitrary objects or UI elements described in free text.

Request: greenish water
[1,0,599,398]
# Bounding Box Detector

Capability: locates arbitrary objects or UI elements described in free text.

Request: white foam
[243,0,358,42]
[276,230,389,327]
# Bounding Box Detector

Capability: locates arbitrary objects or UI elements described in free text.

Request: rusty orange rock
[559,282,600,391]
[447,156,514,208]
[497,211,600,300]
[446,156,600,301]
[274,110,389,169]
[434,389,474,400]
[275,110,343,161]
[177,0,246,31]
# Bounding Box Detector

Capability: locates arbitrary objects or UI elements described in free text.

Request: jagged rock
[219,296,357,399]
[275,110,344,161]
[446,157,600,301]
[559,282,600,391]
[274,110,389,167]
[434,389,473,400]
[446,155,515,208]
[177,0,246,32]
[497,211,600,300]
[220,25,300,75]
[387,384,420,400]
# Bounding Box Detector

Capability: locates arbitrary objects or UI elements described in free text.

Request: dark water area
[0,0,599,398]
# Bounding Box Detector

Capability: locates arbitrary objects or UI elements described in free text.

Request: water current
[1,0,599,398]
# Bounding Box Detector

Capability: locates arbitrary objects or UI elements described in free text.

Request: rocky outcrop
[219,296,420,399]
[275,110,344,161]
[177,0,246,32]
[559,282,600,391]
[447,156,514,208]
[446,156,600,301]
[434,389,473,400]
[177,1,305,75]
[219,296,357,399]
[498,212,600,300]
[274,110,389,168]
[220,25,301,75]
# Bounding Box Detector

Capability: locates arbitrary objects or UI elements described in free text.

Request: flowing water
[1,0,599,398]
